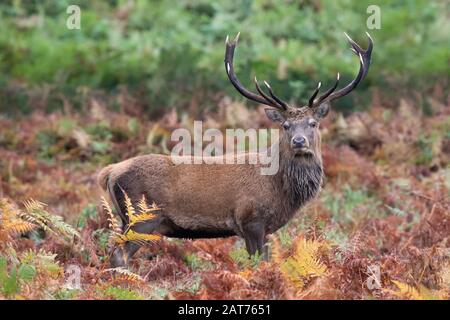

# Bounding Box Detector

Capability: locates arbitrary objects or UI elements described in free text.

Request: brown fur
[99,107,325,267]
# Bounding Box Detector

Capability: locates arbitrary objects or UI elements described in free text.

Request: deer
[98,32,373,268]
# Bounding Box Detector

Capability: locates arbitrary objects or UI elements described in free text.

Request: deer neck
[275,141,323,209]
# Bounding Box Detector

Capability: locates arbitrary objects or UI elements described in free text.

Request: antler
[225,33,288,110]
[308,32,373,109]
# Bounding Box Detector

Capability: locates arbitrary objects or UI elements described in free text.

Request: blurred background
[0,0,449,300]
[0,0,448,116]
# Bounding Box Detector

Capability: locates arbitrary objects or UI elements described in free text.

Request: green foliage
[415,132,440,166]
[18,264,37,282]
[36,129,60,161]
[230,245,263,269]
[92,228,110,253]
[277,228,293,247]
[23,199,80,240]
[77,203,98,229]
[55,288,79,300]
[323,184,384,225]
[36,121,115,163]
[184,252,214,271]
[0,254,37,297]
[0,1,448,115]
[21,249,62,277]
[102,285,143,300]
[2,266,19,296]
[127,118,140,136]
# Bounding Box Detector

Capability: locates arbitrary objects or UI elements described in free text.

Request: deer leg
[242,221,267,259]
[110,183,129,231]
[244,237,256,256]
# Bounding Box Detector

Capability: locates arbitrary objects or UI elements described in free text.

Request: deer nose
[292,136,307,148]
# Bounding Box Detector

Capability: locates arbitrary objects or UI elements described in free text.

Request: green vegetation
[323,184,384,225]
[230,244,264,269]
[101,285,144,300]
[0,0,448,116]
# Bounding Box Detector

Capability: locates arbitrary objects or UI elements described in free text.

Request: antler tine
[225,33,285,110]
[308,82,322,108]
[254,77,280,108]
[263,81,288,110]
[314,73,340,106]
[323,32,373,103]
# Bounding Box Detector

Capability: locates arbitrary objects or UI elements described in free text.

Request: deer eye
[309,120,318,128]
[282,121,291,130]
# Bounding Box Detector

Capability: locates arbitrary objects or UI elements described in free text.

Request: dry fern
[102,193,161,248]
[391,280,424,300]
[22,199,79,239]
[123,192,136,220]
[116,230,161,246]
[104,267,145,283]
[390,280,445,300]
[438,261,450,291]
[270,235,283,265]
[278,236,327,289]
[137,195,159,214]
[0,198,37,242]
[128,195,158,227]
[101,197,121,234]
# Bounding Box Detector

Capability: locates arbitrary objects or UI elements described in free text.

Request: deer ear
[314,102,330,119]
[264,108,285,123]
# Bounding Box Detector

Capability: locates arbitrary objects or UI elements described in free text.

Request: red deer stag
[98,33,373,267]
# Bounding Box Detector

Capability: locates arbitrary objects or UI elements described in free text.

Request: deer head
[225,32,373,162]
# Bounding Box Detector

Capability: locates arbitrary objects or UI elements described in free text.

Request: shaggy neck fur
[273,139,323,210]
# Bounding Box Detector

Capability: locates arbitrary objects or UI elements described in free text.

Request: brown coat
[98,139,323,240]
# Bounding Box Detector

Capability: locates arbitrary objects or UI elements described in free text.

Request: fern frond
[391,280,424,300]
[117,229,161,246]
[238,268,254,280]
[103,193,161,251]
[108,231,125,247]
[150,202,159,211]
[390,280,444,300]
[0,198,37,239]
[122,192,135,219]
[137,195,150,213]
[417,285,446,300]
[128,195,158,227]
[22,199,55,235]
[104,267,144,283]
[1,198,18,220]
[101,197,121,234]
[270,235,283,265]
[279,237,327,289]
[22,199,79,239]
[138,196,160,213]
[18,248,62,279]
[2,220,36,236]
[129,213,158,227]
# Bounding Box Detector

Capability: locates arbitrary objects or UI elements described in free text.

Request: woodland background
[0,0,449,299]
